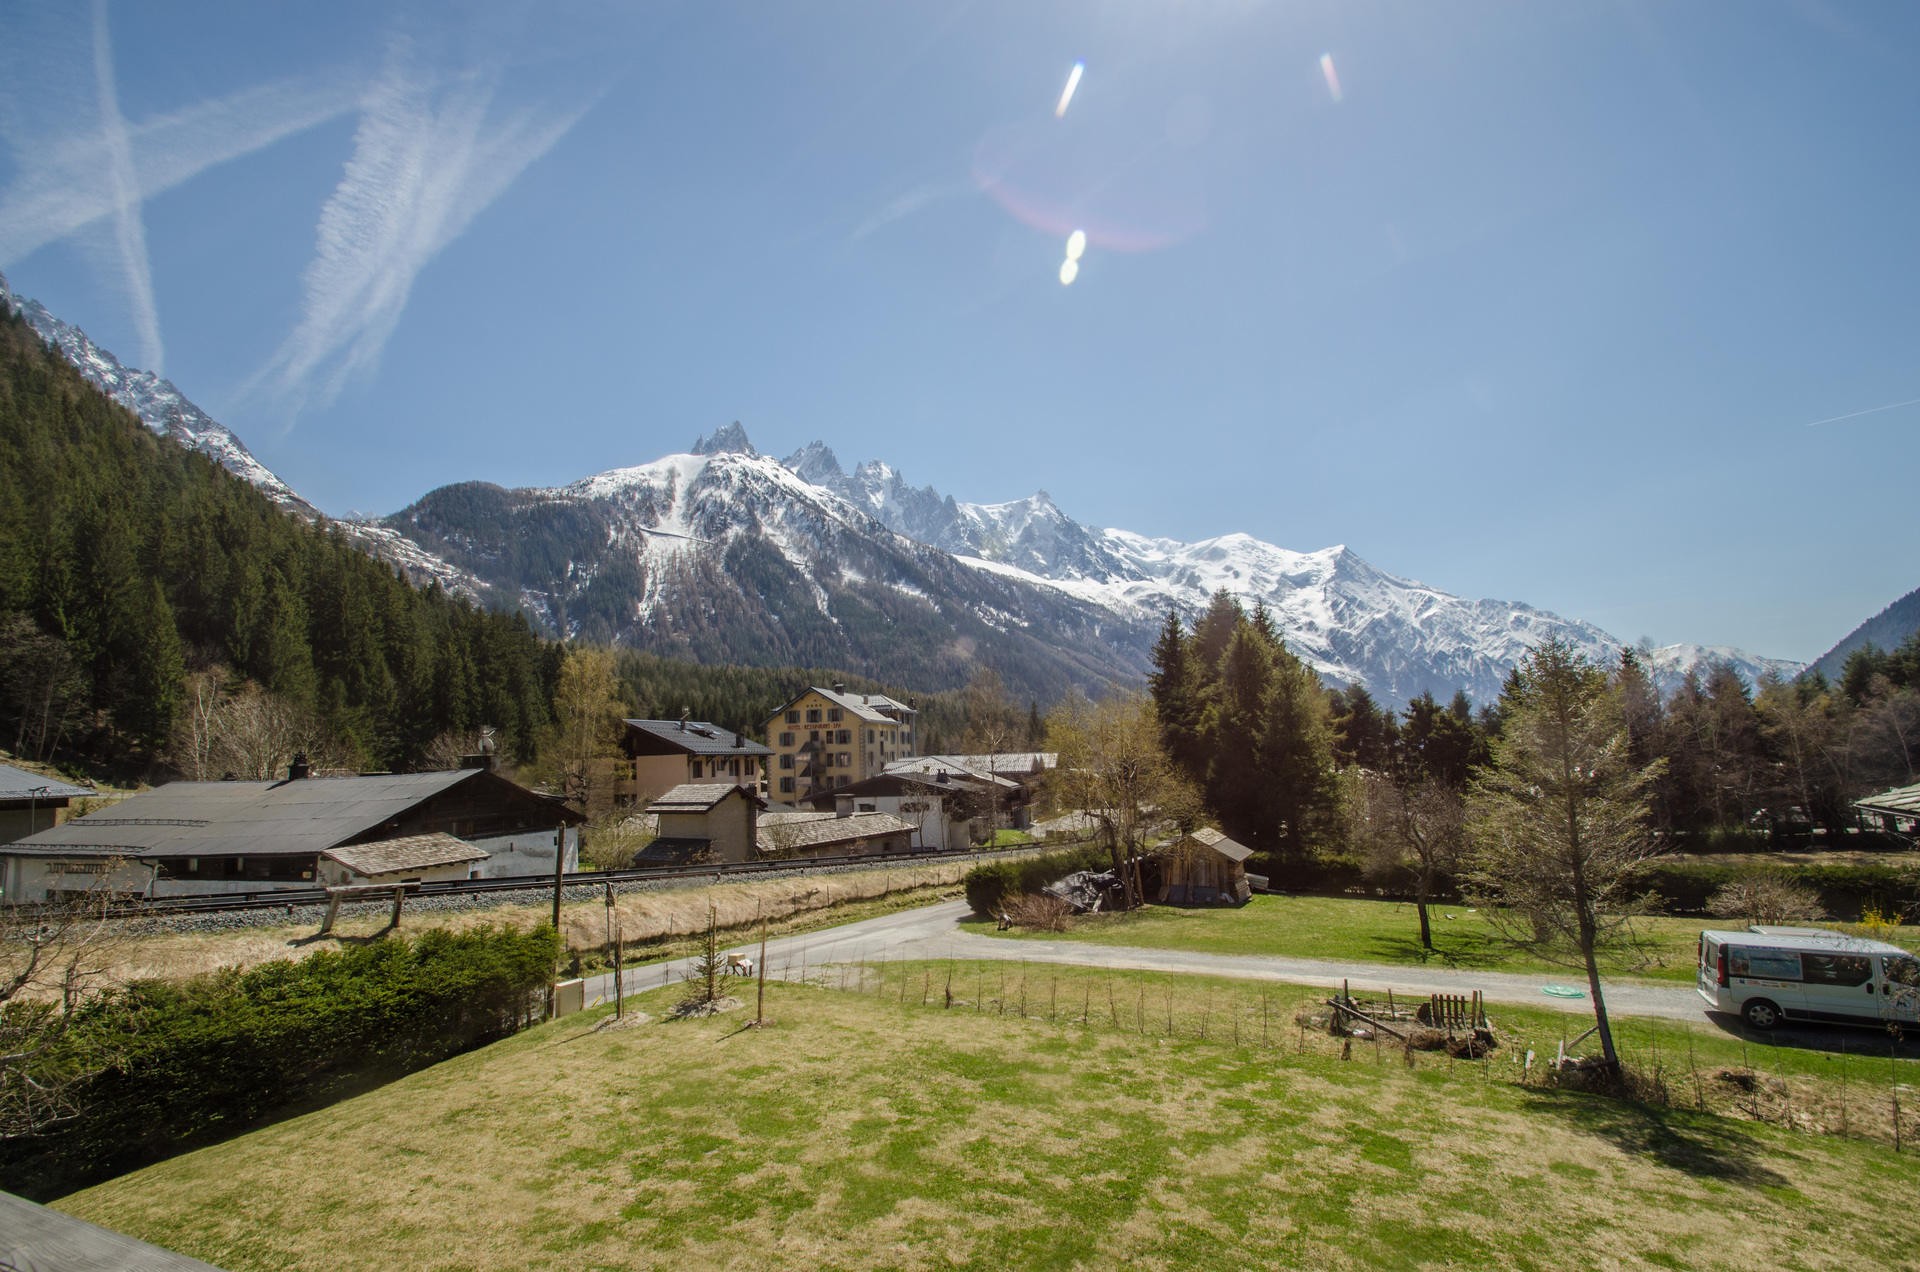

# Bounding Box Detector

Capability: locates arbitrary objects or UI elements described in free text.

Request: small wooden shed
[1157,827,1254,906]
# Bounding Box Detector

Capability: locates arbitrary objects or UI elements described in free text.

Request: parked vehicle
[1696,927,1920,1031]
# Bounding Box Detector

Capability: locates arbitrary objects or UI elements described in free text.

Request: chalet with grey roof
[636,783,766,865]
[0,764,95,847]
[617,716,772,807]
[0,760,581,903]
[801,763,1013,850]
[764,683,917,805]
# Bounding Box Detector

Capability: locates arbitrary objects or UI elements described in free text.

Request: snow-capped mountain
[1,270,314,516]
[383,426,1154,700]
[785,439,1803,703]
[1,271,488,601]
[2,271,1801,704]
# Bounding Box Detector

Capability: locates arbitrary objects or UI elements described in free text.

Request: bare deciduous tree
[1046,691,1200,910]
[1465,638,1663,1072]
[0,884,129,1140]
[1353,770,1466,951]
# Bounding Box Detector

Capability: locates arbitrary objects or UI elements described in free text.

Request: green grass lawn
[57,964,1920,1271]
[978,894,1920,985]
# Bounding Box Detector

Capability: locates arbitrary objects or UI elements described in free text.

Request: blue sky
[2,0,1916,664]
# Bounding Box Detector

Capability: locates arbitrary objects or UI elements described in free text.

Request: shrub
[1706,872,1828,927]
[964,843,1109,916]
[1000,892,1072,932]
[1,923,559,1200]
[1631,860,1917,919]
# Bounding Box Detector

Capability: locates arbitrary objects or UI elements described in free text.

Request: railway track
[85,843,1039,919]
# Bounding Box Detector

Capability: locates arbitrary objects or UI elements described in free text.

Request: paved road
[582,899,1706,1022]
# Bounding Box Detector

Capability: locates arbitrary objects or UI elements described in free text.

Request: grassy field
[98,862,977,988]
[979,894,1920,985]
[59,964,1920,1271]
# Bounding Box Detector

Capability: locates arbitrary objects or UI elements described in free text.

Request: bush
[1000,892,1073,932]
[964,843,1109,917]
[1633,861,1917,919]
[1,923,559,1200]
[1706,873,1829,927]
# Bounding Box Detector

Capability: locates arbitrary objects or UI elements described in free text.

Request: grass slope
[980,895,1920,985]
[59,969,1920,1271]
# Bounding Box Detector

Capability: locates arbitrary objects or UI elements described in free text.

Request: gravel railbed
[117,845,1063,937]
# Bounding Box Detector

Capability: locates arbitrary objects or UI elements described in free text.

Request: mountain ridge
[2,273,1804,705]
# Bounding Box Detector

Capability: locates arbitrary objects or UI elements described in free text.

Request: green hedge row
[1630,862,1920,918]
[964,843,1112,916]
[3,923,559,1200]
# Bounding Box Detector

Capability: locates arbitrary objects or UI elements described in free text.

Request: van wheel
[1742,999,1781,1030]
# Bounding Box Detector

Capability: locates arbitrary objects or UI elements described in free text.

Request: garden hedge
[2,923,559,1200]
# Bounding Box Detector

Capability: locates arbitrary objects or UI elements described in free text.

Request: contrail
[92,0,162,372]
[1804,395,1920,427]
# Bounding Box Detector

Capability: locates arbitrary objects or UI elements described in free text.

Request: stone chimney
[678,707,690,731]
[288,754,311,781]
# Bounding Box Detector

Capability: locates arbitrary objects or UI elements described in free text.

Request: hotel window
[779,731,793,746]
[828,707,842,722]
[780,754,794,769]
[779,777,794,793]
[787,710,799,724]
[805,708,821,723]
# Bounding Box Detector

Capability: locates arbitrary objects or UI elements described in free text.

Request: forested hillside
[0,305,557,774]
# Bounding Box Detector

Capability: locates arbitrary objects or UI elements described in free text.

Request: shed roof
[4,768,578,859]
[0,764,95,802]
[321,833,487,878]
[1856,782,1920,819]
[646,783,761,814]
[623,719,773,757]
[1181,826,1253,863]
[757,810,914,853]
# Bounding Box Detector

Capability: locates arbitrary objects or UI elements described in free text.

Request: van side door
[1799,951,1877,1024]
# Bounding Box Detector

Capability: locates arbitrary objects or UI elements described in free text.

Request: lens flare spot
[1055,61,1084,118]
[1065,229,1087,261]
[1059,258,1080,286]
[1320,53,1343,103]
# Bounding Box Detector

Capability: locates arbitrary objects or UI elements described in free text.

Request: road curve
[582,899,1705,1022]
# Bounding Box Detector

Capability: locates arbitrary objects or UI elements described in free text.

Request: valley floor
[59,964,1920,1272]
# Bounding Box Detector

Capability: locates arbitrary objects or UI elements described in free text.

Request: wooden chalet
[1156,826,1255,906]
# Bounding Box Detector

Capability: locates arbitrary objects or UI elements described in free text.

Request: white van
[1697,928,1920,1031]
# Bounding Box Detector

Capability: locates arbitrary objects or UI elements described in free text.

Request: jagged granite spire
[691,421,756,456]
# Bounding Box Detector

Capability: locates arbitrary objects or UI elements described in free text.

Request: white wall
[470,827,578,878]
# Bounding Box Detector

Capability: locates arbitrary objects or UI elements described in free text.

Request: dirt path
[583,899,1706,1022]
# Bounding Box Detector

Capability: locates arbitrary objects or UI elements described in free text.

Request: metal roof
[623,719,773,757]
[769,686,916,726]
[321,833,486,878]
[5,770,480,859]
[882,757,1019,789]
[0,764,95,802]
[922,753,1056,778]
[1856,782,1920,819]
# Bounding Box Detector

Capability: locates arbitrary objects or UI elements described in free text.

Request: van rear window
[1729,948,1802,981]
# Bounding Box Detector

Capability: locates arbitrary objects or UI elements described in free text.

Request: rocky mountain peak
[691,421,757,456]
